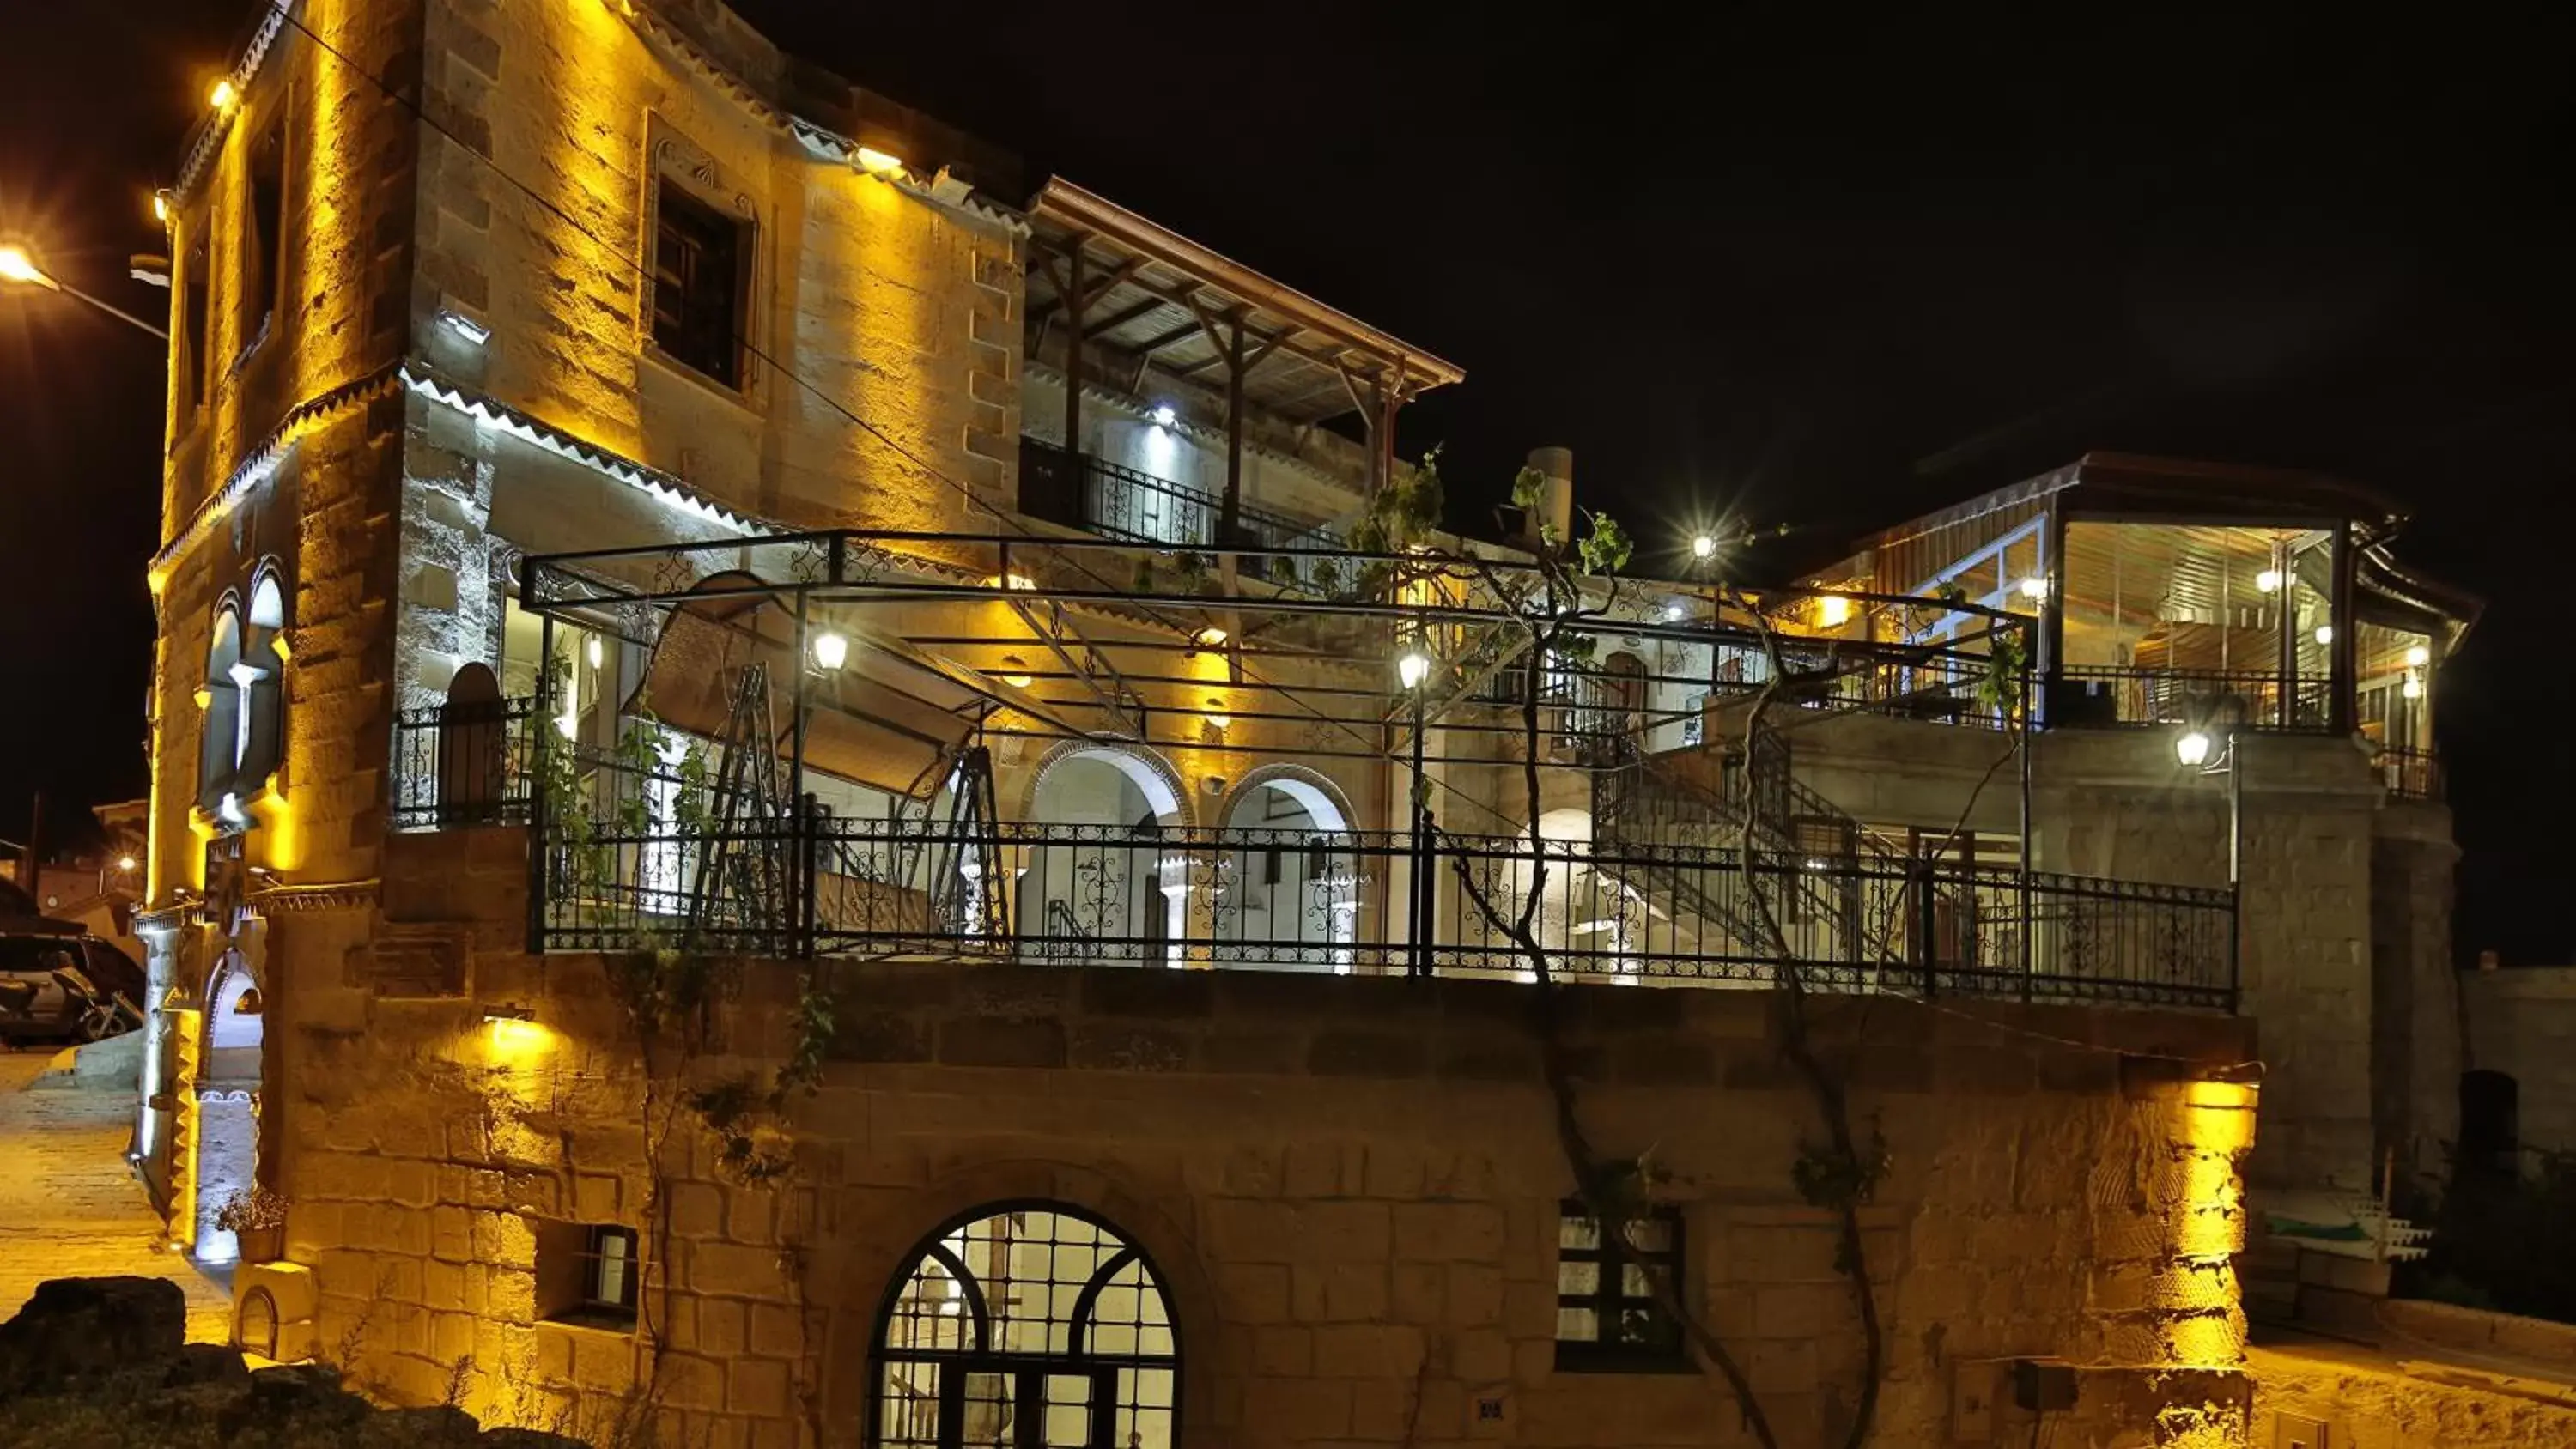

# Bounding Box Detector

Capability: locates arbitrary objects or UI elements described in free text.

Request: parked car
[0,931,143,1041]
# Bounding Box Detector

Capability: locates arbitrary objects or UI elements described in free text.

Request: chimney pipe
[1525,446,1574,549]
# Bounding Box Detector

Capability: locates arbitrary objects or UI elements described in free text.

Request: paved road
[0,1045,231,1341]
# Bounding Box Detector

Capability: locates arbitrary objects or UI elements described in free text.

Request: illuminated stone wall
[1785,716,2409,1196]
[266,836,2255,1446]
[2462,965,2576,1153]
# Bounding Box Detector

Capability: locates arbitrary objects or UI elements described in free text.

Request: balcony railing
[2373,746,2443,802]
[391,695,542,830]
[525,810,2236,1009]
[1019,438,1343,590]
[2051,664,2332,731]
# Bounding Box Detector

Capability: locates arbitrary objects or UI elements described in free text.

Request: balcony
[1018,437,1343,590]
[391,697,2239,1012]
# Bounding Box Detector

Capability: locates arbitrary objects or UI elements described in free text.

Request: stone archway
[1212,767,1359,972]
[1020,743,1193,967]
[193,953,264,1264]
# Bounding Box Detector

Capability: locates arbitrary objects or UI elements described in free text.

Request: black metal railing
[529,810,2237,1009]
[2373,746,2443,802]
[391,695,543,829]
[2051,665,2332,731]
[1018,438,1344,589]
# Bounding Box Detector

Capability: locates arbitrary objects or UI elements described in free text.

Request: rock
[361,1404,483,1446]
[162,1342,251,1388]
[481,1431,591,1449]
[0,1276,186,1390]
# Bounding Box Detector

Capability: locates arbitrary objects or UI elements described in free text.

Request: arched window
[239,573,287,793]
[198,605,244,815]
[872,1203,1177,1449]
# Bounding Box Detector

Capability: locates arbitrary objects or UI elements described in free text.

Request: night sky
[4,4,2571,960]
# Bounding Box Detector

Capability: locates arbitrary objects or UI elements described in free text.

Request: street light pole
[0,246,168,341]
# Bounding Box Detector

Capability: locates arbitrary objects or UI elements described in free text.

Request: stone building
[126,2,2471,1446]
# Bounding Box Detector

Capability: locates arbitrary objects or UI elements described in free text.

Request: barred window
[1555,1203,1687,1373]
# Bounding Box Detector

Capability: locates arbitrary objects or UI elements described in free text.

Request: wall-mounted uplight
[1397,651,1431,690]
[2312,624,2335,646]
[2018,575,2049,601]
[483,1003,544,1054]
[2256,568,2283,594]
[812,631,849,671]
[2405,645,2430,668]
[2175,730,2213,767]
[151,190,171,225]
[1000,654,1034,688]
[585,635,605,670]
[208,79,237,112]
[1151,403,1178,429]
[1816,594,1852,627]
[1194,626,1227,647]
[1204,698,1231,731]
[987,572,1036,591]
[854,147,905,179]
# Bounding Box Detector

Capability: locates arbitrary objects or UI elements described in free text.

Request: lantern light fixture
[2313,624,2334,646]
[1690,533,1717,561]
[2175,730,2213,768]
[2256,568,2283,593]
[2404,644,2430,668]
[812,631,849,671]
[1816,594,1852,627]
[1397,651,1431,690]
[209,78,237,112]
[2019,575,2048,601]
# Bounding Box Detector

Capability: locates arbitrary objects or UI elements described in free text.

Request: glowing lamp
[1397,651,1431,690]
[999,653,1034,689]
[209,79,237,111]
[1690,533,1717,561]
[2018,575,2048,601]
[855,147,905,178]
[1816,594,1851,627]
[2405,645,2430,668]
[1151,404,1178,428]
[812,631,849,671]
[1204,698,1231,731]
[1194,627,1228,647]
[2175,730,2212,768]
[0,246,46,287]
[1663,603,1687,622]
[2403,674,2423,700]
[2256,568,2283,593]
[152,191,171,225]
[116,856,138,872]
[988,573,1036,591]
[2312,624,2334,646]
[585,635,604,670]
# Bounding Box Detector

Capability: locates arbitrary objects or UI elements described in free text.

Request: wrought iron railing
[2052,665,2333,731]
[1018,437,1344,589]
[390,695,542,829]
[2373,746,2443,802]
[527,810,2237,1009]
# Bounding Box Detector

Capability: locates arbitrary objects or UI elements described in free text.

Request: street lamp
[1400,646,1434,974]
[0,243,169,340]
[1690,533,1718,562]
[2178,724,2245,1003]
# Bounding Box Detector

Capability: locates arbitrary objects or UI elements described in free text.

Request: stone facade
[265,830,2257,1447]
[2460,966,2576,1155]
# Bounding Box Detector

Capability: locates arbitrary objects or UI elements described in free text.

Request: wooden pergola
[1024,179,1464,534]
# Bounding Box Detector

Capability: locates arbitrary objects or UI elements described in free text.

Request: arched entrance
[871,1203,1178,1448]
[1214,771,1357,973]
[193,952,264,1263]
[1020,747,1187,967]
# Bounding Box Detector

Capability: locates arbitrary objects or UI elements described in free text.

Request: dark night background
[3,4,2569,960]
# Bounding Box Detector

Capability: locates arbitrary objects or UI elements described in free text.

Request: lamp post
[0,245,169,340]
[1399,648,1432,975]
[2177,725,2245,1009]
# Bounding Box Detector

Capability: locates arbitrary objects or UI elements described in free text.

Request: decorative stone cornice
[150,361,404,591]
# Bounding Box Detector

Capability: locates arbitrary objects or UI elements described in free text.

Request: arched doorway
[2459,1070,2519,1179]
[871,1203,1178,1449]
[1021,747,1187,967]
[1215,773,1357,972]
[194,953,264,1263]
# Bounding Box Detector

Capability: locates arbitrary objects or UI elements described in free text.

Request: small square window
[536,1219,640,1329]
[1554,1202,1687,1373]
[651,180,748,389]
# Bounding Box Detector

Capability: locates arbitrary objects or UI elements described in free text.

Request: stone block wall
[260,903,2257,1448]
[2461,966,2576,1154]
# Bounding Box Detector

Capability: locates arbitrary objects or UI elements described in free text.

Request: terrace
[391,527,2239,1010]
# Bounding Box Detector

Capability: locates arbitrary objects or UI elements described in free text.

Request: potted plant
[213,1185,289,1264]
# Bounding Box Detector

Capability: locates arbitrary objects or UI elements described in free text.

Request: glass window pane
[1557,1305,1599,1342]
[1559,1215,1600,1250]
[1622,1216,1673,1253]
[1558,1261,1600,1296]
